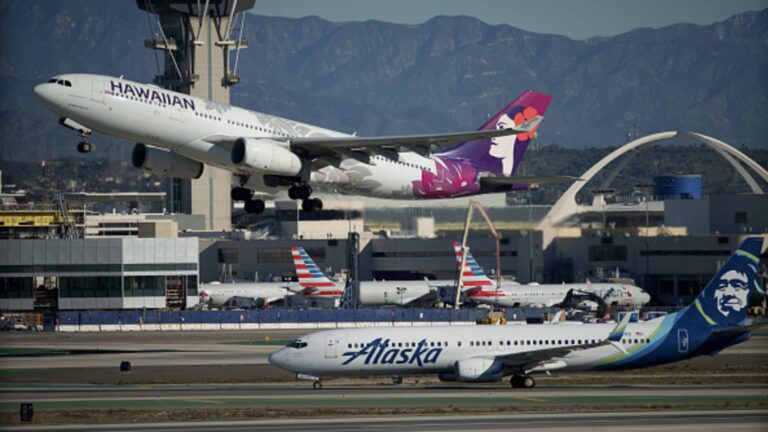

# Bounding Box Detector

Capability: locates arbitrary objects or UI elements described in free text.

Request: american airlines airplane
[269,238,764,389]
[34,74,558,213]
[453,242,651,308]
[291,246,442,306]
[198,281,294,308]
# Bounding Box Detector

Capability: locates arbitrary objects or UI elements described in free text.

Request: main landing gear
[289,183,323,212]
[313,380,323,390]
[231,187,265,214]
[510,374,536,389]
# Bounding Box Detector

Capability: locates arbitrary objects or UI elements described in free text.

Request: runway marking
[180,399,224,405]
[512,396,549,403]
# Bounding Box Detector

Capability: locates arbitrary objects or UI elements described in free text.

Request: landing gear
[288,184,312,201]
[313,380,323,390]
[230,187,252,202]
[76,141,92,153]
[510,374,536,389]
[301,198,323,212]
[244,199,266,214]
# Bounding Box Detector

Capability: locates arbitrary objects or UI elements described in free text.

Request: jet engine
[453,358,505,382]
[132,143,204,179]
[231,138,302,176]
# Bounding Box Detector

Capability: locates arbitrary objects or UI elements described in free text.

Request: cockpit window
[287,340,308,349]
[49,79,72,87]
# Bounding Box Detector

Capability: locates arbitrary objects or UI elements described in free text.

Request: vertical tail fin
[290,247,342,298]
[683,237,764,327]
[453,241,495,290]
[437,90,552,177]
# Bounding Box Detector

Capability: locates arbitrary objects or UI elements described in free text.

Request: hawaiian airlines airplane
[453,242,651,308]
[198,281,294,308]
[290,246,443,306]
[34,74,560,213]
[269,238,764,389]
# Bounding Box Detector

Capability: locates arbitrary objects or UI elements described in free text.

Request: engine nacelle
[231,138,302,176]
[132,143,204,179]
[454,358,505,382]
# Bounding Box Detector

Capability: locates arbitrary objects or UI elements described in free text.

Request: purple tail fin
[436,90,552,177]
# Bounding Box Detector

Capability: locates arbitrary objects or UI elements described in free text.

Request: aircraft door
[324,334,339,358]
[91,79,105,103]
[677,329,689,353]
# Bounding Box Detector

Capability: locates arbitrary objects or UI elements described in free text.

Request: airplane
[290,246,441,306]
[198,280,294,308]
[33,74,564,213]
[452,242,651,308]
[269,237,765,389]
[290,246,346,301]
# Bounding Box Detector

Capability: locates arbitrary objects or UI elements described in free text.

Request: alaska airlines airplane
[34,74,559,213]
[291,246,443,306]
[453,242,651,308]
[198,281,294,308]
[269,238,763,389]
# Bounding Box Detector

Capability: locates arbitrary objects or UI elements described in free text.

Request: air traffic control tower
[137,0,255,230]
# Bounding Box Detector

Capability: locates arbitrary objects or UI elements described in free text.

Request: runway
[1,330,766,428]
[3,411,768,432]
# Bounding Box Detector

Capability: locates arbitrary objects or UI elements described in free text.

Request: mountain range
[0,1,766,162]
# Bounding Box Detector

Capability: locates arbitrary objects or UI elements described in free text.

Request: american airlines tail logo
[341,337,443,367]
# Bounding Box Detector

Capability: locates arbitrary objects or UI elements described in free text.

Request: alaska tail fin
[290,247,340,296]
[681,237,764,327]
[437,90,552,177]
[453,241,495,290]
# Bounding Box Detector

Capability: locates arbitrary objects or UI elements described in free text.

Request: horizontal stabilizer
[480,175,582,187]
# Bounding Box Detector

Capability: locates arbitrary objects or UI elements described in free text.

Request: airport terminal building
[0,238,199,311]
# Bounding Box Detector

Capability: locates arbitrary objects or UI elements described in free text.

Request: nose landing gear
[76,141,92,153]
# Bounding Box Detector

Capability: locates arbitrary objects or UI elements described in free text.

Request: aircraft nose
[33,83,46,100]
[268,349,286,368]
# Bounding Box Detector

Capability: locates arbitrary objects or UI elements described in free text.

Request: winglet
[608,312,632,343]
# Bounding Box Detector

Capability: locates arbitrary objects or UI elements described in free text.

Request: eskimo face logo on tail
[714,269,750,317]
[341,337,442,367]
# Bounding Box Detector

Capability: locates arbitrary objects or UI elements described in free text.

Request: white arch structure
[538,131,768,246]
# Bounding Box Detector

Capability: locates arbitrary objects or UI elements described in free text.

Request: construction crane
[454,200,501,309]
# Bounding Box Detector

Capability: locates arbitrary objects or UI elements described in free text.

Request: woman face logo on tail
[488,107,540,176]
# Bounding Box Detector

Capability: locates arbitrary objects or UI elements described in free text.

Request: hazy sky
[253,0,767,39]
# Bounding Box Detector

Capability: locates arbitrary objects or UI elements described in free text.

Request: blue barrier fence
[56,308,489,326]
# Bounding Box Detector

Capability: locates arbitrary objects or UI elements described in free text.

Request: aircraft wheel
[231,187,252,202]
[522,375,536,389]
[301,198,322,212]
[289,184,312,200]
[244,199,265,214]
[77,141,92,153]
[288,186,300,200]
[510,375,523,388]
[313,380,323,390]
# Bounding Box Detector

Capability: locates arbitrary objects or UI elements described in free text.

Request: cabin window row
[348,340,449,349]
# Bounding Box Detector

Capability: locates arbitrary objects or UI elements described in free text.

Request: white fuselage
[468,283,651,308]
[268,320,660,377]
[200,282,294,306]
[34,74,440,199]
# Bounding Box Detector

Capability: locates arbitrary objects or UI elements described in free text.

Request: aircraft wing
[493,312,632,368]
[204,116,542,165]
[291,116,540,154]
[479,175,582,187]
